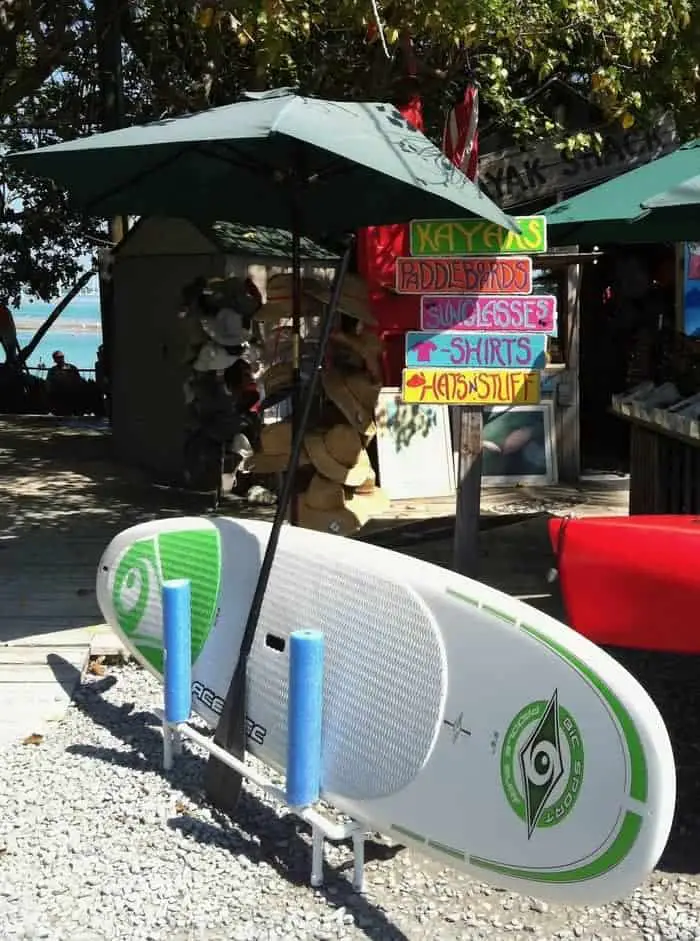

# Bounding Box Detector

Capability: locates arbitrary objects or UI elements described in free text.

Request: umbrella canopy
[543,139,700,245]
[643,173,700,209]
[8,87,516,235]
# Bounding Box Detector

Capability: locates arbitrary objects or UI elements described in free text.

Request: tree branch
[0,8,80,117]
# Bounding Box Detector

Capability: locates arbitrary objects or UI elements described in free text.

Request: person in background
[0,300,19,364]
[94,344,109,417]
[46,349,83,415]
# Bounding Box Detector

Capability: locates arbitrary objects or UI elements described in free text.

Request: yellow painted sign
[402,369,541,406]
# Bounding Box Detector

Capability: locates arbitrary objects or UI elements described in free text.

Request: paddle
[203,236,355,815]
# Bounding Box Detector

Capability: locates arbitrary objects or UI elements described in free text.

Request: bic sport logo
[500,690,584,838]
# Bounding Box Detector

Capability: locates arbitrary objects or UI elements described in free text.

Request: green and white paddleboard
[96,516,676,905]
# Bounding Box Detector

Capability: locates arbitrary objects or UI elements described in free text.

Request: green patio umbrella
[8,86,515,234]
[10,87,519,817]
[643,174,700,209]
[543,139,700,245]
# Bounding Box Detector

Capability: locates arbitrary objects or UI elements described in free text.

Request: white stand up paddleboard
[96,516,676,906]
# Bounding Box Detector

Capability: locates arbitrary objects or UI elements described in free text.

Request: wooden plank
[0,646,88,667]
[0,663,84,684]
[559,261,581,482]
[452,406,483,577]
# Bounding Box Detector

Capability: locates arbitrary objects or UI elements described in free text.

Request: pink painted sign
[420,294,556,333]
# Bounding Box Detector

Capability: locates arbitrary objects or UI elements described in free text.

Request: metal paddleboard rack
[159,578,367,892]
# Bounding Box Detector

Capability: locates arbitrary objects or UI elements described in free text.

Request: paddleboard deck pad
[96,516,676,905]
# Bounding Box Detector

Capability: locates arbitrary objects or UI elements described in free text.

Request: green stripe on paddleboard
[446,585,649,884]
[428,839,465,861]
[482,604,517,625]
[446,588,481,609]
[520,623,648,804]
[391,824,425,844]
[469,811,643,884]
[391,825,465,862]
[446,588,517,624]
[446,586,648,805]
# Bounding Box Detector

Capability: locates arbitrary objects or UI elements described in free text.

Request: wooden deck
[0,416,235,743]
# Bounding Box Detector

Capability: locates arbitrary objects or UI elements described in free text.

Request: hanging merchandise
[245,267,389,536]
[177,274,265,500]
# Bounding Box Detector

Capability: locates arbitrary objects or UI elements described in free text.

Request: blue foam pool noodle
[162,578,192,724]
[286,629,324,807]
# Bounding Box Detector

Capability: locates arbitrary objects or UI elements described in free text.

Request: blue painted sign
[405,331,547,370]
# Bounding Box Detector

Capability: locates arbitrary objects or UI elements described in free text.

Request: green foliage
[0,0,699,303]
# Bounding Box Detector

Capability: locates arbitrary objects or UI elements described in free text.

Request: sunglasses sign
[397,214,554,406]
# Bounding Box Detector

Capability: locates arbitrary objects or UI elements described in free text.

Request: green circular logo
[500,691,584,837]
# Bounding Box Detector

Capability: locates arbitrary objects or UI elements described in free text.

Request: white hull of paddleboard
[96,516,675,905]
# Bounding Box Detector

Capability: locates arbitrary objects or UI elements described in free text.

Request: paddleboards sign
[396,256,532,295]
[421,295,556,333]
[401,368,541,405]
[405,332,547,370]
[410,215,547,257]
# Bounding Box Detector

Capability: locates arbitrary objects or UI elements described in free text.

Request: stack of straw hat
[250,271,389,536]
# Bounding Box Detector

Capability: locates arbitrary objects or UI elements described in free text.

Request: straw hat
[329,329,383,381]
[321,368,381,437]
[250,420,310,475]
[304,423,373,486]
[297,473,390,537]
[305,273,376,326]
[257,273,327,321]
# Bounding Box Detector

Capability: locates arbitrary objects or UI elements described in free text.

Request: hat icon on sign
[406,373,426,388]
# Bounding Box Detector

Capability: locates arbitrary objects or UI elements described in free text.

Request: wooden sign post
[398,216,554,575]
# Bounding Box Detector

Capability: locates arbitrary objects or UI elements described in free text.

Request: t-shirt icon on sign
[410,338,438,363]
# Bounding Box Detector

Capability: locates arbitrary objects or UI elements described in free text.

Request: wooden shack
[106,217,337,480]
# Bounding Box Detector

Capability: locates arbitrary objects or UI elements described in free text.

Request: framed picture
[480,401,558,487]
[375,388,456,500]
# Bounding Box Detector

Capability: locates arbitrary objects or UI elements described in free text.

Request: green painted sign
[410,215,547,258]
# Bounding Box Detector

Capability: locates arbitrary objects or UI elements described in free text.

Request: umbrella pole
[203,235,355,816]
[290,221,302,526]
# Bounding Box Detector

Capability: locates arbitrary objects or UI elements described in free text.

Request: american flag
[442,83,479,182]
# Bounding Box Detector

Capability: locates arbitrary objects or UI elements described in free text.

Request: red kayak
[549,514,700,654]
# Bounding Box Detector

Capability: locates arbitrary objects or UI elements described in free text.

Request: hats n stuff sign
[479,113,678,209]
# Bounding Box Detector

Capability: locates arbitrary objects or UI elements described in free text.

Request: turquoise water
[8,296,101,371]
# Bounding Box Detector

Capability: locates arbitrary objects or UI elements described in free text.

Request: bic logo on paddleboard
[110,529,222,673]
[500,690,584,838]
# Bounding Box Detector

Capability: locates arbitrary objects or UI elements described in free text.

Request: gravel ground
[1,658,700,941]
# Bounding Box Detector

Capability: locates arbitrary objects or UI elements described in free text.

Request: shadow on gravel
[604,647,700,876]
[66,673,411,941]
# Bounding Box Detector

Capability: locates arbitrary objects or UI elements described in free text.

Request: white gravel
[1,661,699,941]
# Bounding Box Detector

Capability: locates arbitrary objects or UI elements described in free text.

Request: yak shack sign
[410,215,547,257]
[480,112,678,208]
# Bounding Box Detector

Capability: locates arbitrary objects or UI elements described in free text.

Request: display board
[374,388,456,500]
